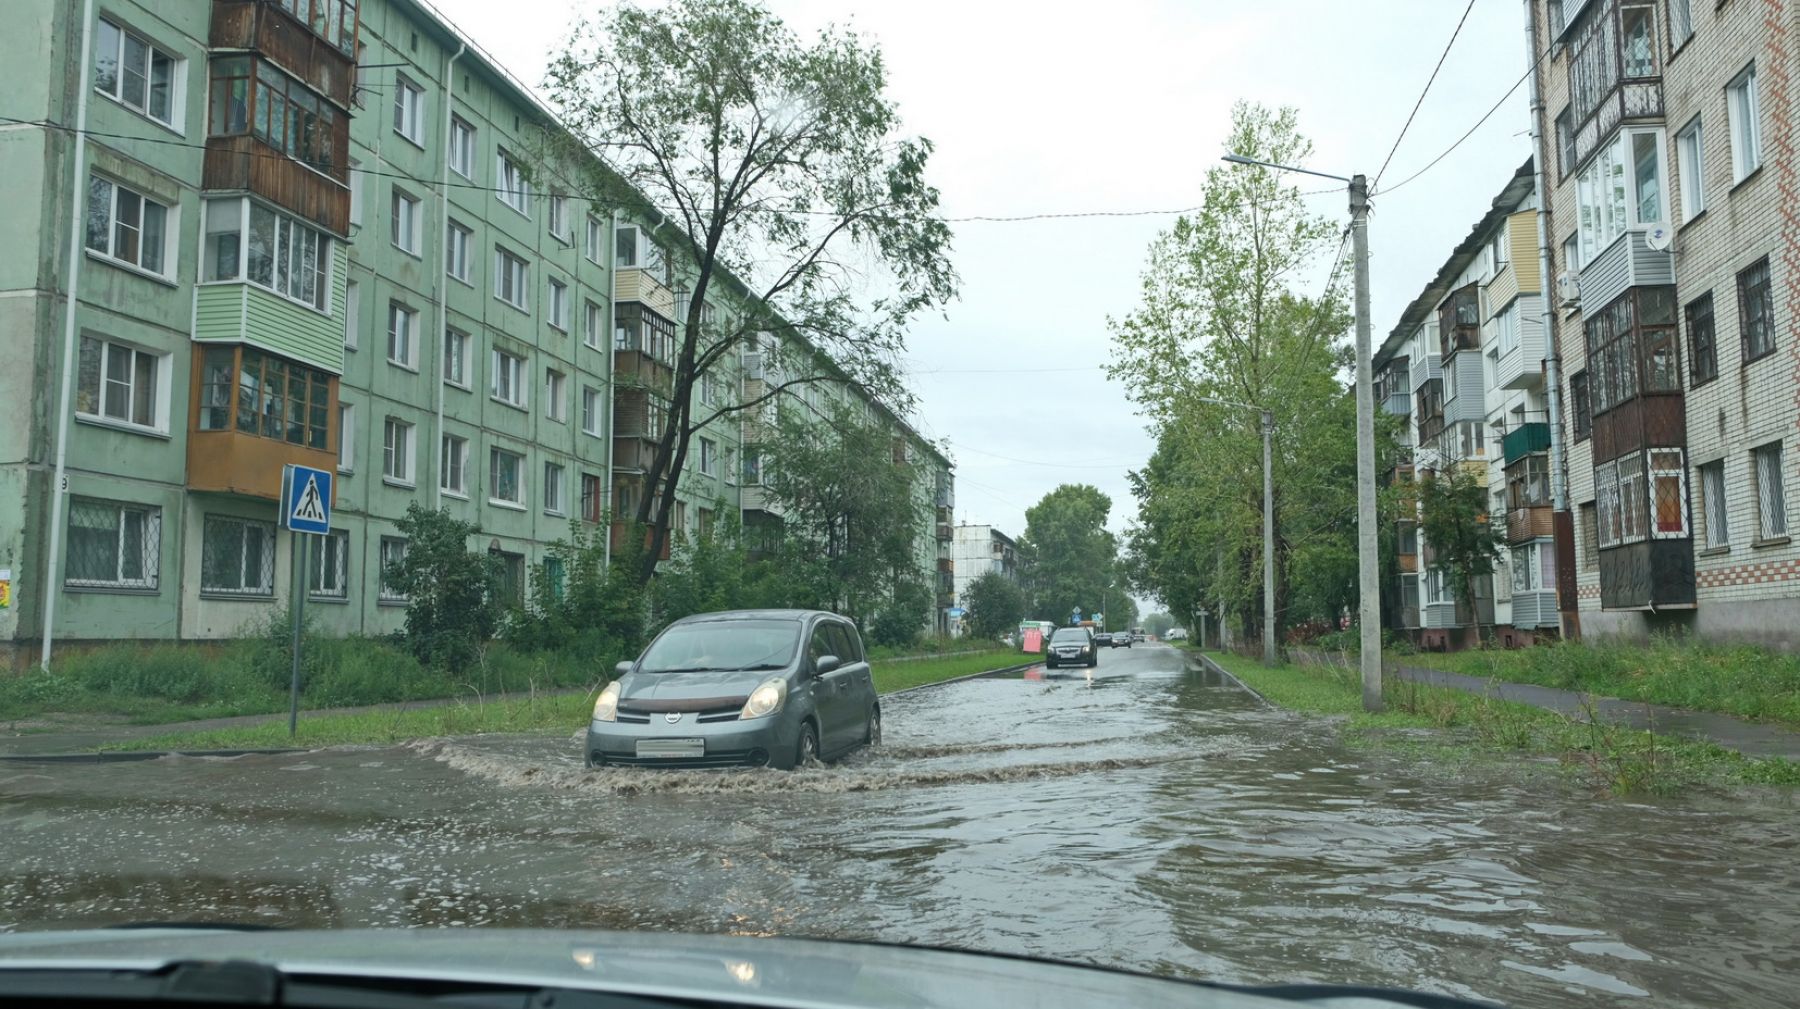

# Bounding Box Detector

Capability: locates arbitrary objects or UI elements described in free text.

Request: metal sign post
[281,464,334,738]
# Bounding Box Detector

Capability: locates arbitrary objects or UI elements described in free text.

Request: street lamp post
[1191,396,1277,667]
[1220,154,1381,707]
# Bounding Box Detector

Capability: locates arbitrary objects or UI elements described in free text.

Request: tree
[547,0,957,584]
[387,504,498,671]
[1108,103,1364,645]
[964,571,1025,640]
[1019,484,1119,625]
[1143,612,1176,638]
[1415,465,1503,617]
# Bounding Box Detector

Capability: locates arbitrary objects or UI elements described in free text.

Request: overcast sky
[429,0,1533,609]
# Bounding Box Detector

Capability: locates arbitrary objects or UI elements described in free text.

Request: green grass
[110,646,1021,752]
[1203,649,1800,794]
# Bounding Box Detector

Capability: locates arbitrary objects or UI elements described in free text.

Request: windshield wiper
[643,661,785,674]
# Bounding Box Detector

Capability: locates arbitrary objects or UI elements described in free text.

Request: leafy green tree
[868,577,933,649]
[965,572,1025,640]
[387,504,498,672]
[1143,612,1176,638]
[1019,484,1120,625]
[1108,102,1367,645]
[1416,465,1503,614]
[513,521,650,663]
[547,0,957,584]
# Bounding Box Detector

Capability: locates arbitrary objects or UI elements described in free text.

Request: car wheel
[1088,655,1098,667]
[865,705,882,746]
[794,720,820,769]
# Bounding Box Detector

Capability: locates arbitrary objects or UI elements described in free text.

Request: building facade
[0,0,952,660]
[950,523,1019,606]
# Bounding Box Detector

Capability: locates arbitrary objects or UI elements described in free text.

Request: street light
[1190,396,1276,668]
[1221,153,1381,710]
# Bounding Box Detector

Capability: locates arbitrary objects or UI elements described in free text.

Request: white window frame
[440,433,468,497]
[1676,116,1705,219]
[343,278,360,349]
[442,327,469,388]
[1511,543,1541,594]
[75,335,167,434]
[584,300,604,349]
[448,115,476,179]
[387,302,418,369]
[446,219,471,283]
[200,515,276,597]
[201,197,330,312]
[86,174,172,278]
[308,528,350,600]
[1573,127,1666,267]
[391,188,422,255]
[382,417,415,485]
[1617,452,1648,544]
[585,215,604,263]
[1727,64,1761,185]
[544,368,567,422]
[496,150,530,215]
[489,446,525,507]
[699,436,717,477]
[543,461,566,516]
[1596,459,1621,549]
[548,277,569,330]
[378,536,409,602]
[494,246,530,311]
[337,401,355,473]
[550,195,571,243]
[1753,441,1787,540]
[393,72,425,146]
[581,386,602,436]
[1700,459,1728,548]
[491,349,526,409]
[92,17,182,130]
[1648,448,1689,540]
[64,497,160,590]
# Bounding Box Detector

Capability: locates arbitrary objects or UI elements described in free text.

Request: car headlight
[740,677,788,720]
[592,680,621,722]
[1081,645,1091,653]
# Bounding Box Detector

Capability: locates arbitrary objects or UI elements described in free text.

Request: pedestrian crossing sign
[282,464,333,534]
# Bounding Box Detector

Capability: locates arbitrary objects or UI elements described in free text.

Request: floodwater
[2,644,1797,1008]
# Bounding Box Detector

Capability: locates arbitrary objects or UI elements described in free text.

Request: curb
[882,660,1042,697]
[0,747,306,764]
[1188,652,1275,708]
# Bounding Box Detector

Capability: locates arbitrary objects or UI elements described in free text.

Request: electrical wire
[1372,0,1478,188]
[1375,35,1551,199]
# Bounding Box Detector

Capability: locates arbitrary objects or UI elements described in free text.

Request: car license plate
[636,738,705,758]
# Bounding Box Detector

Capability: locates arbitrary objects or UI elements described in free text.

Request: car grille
[600,750,760,769]
[695,706,741,724]
[614,711,651,724]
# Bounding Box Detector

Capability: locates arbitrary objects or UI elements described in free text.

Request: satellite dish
[1645,224,1673,252]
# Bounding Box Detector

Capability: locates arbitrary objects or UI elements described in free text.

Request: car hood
[618,669,782,708]
[0,928,1450,1009]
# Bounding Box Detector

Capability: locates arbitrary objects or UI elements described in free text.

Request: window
[742,448,763,486]
[548,278,569,330]
[391,188,421,254]
[581,386,602,435]
[1492,302,1519,356]
[309,529,349,600]
[585,216,604,263]
[200,515,275,596]
[550,196,570,242]
[65,498,159,590]
[544,556,566,601]
[348,159,363,226]
[1579,501,1599,571]
[93,19,178,127]
[1700,460,1729,548]
[1630,131,1664,226]
[1489,227,1509,272]
[1554,107,1574,179]
[344,279,360,348]
[200,347,332,449]
[1676,117,1705,218]
[448,116,475,178]
[1512,543,1543,593]
[440,434,468,496]
[442,328,469,386]
[1594,455,1653,550]
[584,300,604,348]
[1669,0,1693,46]
[392,73,424,145]
[1686,292,1716,385]
[210,59,341,172]
[1584,286,1677,414]
[545,369,567,421]
[383,417,414,483]
[495,247,529,310]
[446,220,471,281]
[337,402,354,471]
[86,175,168,276]
[544,462,565,515]
[387,302,418,367]
[723,447,737,486]
[698,507,716,540]
[699,437,717,477]
[1507,454,1551,511]
[581,473,604,522]
[379,536,408,602]
[1650,449,1688,538]
[75,336,162,430]
[201,199,330,310]
[1620,4,1655,78]
[673,500,688,540]
[1574,129,1665,266]
[491,549,525,607]
[492,349,526,407]
[615,224,638,267]
[1738,257,1774,363]
[1727,65,1761,184]
[497,150,530,214]
[614,303,675,358]
[490,447,524,505]
[1753,442,1787,540]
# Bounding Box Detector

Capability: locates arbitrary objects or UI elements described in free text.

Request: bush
[868,577,933,649]
[388,503,500,672]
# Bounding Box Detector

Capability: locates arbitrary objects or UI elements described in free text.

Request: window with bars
[65,498,160,590]
[1686,292,1716,385]
[201,515,275,596]
[1738,257,1774,363]
[1649,448,1688,538]
[1753,442,1787,540]
[378,536,408,602]
[309,528,349,599]
[1699,460,1728,548]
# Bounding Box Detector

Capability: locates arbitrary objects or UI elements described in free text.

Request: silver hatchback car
[586,609,880,770]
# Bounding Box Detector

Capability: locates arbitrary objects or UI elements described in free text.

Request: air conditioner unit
[1556,270,1581,308]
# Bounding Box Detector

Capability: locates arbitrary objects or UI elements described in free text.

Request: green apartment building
[1,0,954,661]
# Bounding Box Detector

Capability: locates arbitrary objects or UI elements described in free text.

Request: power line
[1373,0,1478,188]
[1375,42,1549,198]
[946,440,1127,470]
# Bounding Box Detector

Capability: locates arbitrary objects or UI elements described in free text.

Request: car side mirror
[614,660,634,678]
[814,655,841,676]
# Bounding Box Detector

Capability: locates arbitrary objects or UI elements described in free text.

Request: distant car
[1044,626,1097,668]
[586,609,879,770]
[1093,631,1113,647]
[1111,632,1131,648]
[1130,630,1145,643]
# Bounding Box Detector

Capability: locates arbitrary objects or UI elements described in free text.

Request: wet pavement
[3,644,1798,1008]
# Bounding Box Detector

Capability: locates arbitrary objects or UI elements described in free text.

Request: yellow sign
[0,580,10,609]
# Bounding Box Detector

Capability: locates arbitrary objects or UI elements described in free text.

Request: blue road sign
[282,464,333,534]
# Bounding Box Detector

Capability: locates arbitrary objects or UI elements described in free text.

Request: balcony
[1574,232,1675,318]
[1396,552,1419,574]
[204,135,350,235]
[935,523,952,542]
[1491,295,1547,390]
[1507,506,1555,544]
[1564,0,1665,166]
[937,558,953,574]
[1502,422,1551,464]
[209,0,356,108]
[186,345,338,502]
[612,348,673,394]
[615,267,677,319]
[609,521,671,562]
[1410,352,1442,393]
[611,436,660,473]
[1438,284,1480,357]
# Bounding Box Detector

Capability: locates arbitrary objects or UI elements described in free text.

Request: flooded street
[2,644,1797,1008]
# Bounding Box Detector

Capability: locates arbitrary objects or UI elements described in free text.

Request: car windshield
[1050,629,1089,643]
[638,620,801,673]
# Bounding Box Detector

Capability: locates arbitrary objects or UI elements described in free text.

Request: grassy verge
[1201,649,1800,793]
[110,647,1020,752]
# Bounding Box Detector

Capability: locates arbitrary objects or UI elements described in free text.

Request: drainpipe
[433,41,466,510]
[603,210,617,568]
[1523,0,1578,639]
[39,0,100,670]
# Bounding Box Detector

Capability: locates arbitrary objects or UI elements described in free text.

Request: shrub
[387,503,500,672]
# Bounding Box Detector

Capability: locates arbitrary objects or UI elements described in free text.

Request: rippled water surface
[3,645,1797,1008]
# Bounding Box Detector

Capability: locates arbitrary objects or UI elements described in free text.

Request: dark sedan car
[1043,626,1097,669]
[1111,631,1132,648]
[586,610,879,770]
[1093,631,1113,647]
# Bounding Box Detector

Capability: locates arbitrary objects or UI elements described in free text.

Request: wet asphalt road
[2,643,1798,1008]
